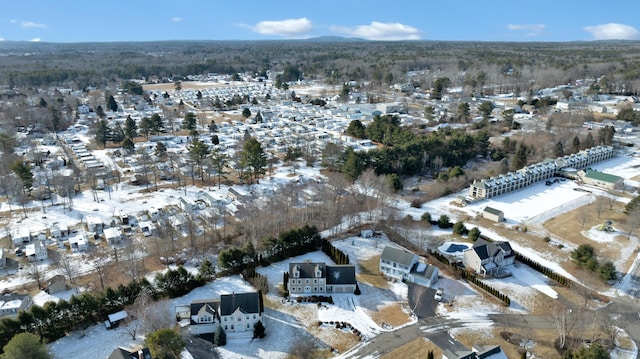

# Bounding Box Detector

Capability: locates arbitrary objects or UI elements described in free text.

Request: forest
[2,40,640,96]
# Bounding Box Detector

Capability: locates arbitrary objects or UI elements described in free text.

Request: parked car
[434,288,444,301]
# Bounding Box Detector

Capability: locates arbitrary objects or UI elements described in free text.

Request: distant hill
[301,36,368,43]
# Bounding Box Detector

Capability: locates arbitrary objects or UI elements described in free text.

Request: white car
[434,288,444,302]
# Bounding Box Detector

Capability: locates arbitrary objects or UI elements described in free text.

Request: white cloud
[30,37,41,42]
[0,37,4,42]
[171,17,183,23]
[252,18,312,37]
[9,19,17,24]
[507,24,545,36]
[584,23,640,40]
[329,21,422,40]
[21,21,47,29]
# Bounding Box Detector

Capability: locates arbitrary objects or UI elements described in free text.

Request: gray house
[379,246,419,281]
[463,239,515,277]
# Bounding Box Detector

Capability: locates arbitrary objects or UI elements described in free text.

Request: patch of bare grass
[357,255,388,289]
[381,337,440,359]
[368,303,412,328]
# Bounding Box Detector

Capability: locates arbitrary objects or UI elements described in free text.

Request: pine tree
[214,325,226,346]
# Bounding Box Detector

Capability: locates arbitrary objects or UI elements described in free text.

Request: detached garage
[482,207,504,223]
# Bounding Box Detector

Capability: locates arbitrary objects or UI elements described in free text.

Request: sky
[0,0,639,43]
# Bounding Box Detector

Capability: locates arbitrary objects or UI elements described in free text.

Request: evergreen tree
[239,137,267,184]
[124,115,138,139]
[214,325,226,346]
[211,146,229,189]
[110,122,125,144]
[188,138,210,181]
[155,141,167,158]
[2,332,51,359]
[182,112,197,135]
[107,95,118,112]
[145,328,185,359]
[242,108,252,119]
[96,105,106,119]
[584,132,595,148]
[151,113,164,134]
[94,119,110,148]
[478,101,495,121]
[554,141,565,157]
[512,144,527,170]
[571,135,581,153]
[122,137,135,153]
[253,320,266,339]
[10,160,34,191]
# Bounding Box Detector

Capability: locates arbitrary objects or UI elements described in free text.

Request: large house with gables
[288,262,357,294]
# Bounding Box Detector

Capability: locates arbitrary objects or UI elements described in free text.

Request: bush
[410,198,424,208]
[543,236,551,242]
[437,214,452,229]
[421,212,432,222]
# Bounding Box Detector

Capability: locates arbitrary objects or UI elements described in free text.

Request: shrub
[421,212,432,222]
[410,198,424,208]
[437,214,452,229]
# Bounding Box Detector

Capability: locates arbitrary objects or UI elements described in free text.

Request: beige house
[482,207,504,222]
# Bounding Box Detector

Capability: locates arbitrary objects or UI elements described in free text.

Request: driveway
[407,282,438,318]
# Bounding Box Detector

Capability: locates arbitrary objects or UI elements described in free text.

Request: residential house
[463,239,515,277]
[107,347,152,359]
[219,292,263,334]
[472,344,508,359]
[11,226,31,245]
[86,215,104,233]
[408,262,440,288]
[0,293,32,318]
[104,227,122,245]
[288,262,357,295]
[379,246,419,281]
[114,209,130,225]
[188,299,221,335]
[50,221,69,239]
[25,240,48,262]
[178,197,199,213]
[482,207,504,222]
[578,168,624,190]
[69,234,89,252]
[45,274,67,294]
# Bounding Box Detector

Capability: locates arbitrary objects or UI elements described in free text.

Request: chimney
[138,349,144,359]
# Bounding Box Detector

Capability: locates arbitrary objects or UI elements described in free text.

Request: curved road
[344,284,640,358]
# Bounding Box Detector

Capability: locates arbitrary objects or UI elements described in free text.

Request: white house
[188,299,221,335]
[104,227,122,245]
[86,215,104,233]
[69,234,89,252]
[11,227,31,245]
[0,294,32,318]
[178,197,198,213]
[50,222,69,239]
[25,240,48,262]
[219,292,263,334]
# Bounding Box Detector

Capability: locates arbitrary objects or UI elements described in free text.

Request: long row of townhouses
[468,145,615,200]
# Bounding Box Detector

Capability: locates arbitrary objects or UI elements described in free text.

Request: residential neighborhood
[1,34,640,359]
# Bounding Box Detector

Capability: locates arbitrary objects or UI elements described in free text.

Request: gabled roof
[190,299,220,324]
[483,207,503,216]
[108,347,152,359]
[326,265,356,285]
[220,292,261,316]
[289,262,325,278]
[380,246,417,266]
[471,238,513,260]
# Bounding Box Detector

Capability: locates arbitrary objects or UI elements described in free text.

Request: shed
[104,310,128,329]
[482,207,504,222]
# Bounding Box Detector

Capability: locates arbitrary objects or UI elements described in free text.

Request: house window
[231,325,234,330]
[247,324,250,329]
[224,317,227,322]
[225,325,228,330]
[313,279,317,284]
[313,287,317,292]
[238,317,242,322]
[253,315,256,319]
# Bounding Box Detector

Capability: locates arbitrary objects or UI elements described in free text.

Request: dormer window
[293,265,300,278]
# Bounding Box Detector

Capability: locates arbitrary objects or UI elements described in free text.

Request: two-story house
[379,246,419,281]
[463,238,515,277]
[288,262,357,294]
[188,299,221,335]
[219,292,263,334]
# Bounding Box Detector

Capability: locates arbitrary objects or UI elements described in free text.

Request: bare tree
[56,252,78,291]
[576,207,590,229]
[626,207,640,240]
[606,191,617,211]
[90,245,113,291]
[26,261,45,290]
[594,196,607,219]
[600,314,622,348]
